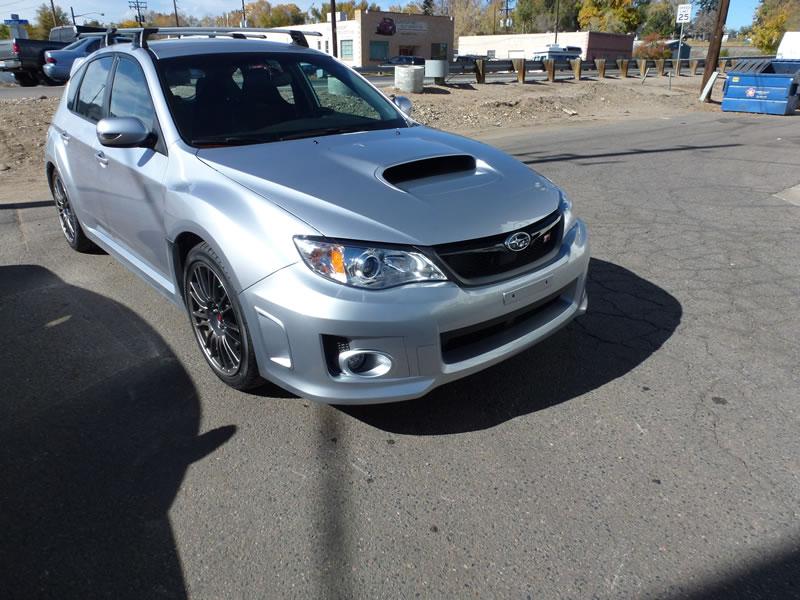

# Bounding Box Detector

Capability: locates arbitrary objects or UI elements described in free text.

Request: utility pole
[128,0,147,26]
[330,0,338,57]
[240,0,247,27]
[70,6,76,25]
[172,0,179,26]
[553,0,560,44]
[49,0,59,25]
[700,0,730,94]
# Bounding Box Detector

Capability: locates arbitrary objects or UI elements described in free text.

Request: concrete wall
[457,32,634,61]
[294,11,455,68]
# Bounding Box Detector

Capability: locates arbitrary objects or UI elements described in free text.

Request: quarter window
[75,56,113,122]
[109,58,157,131]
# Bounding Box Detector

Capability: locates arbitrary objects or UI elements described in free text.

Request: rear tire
[51,170,95,252]
[40,73,60,86]
[183,242,263,391]
[14,72,37,87]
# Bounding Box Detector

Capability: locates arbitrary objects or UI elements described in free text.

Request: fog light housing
[338,350,393,378]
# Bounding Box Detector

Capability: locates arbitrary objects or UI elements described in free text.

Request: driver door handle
[95,151,109,168]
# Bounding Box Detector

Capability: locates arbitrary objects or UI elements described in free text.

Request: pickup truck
[0,38,70,86]
[0,25,105,86]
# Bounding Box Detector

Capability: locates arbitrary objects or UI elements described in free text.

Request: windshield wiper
[277,126,366,142]
[191,136,275,147]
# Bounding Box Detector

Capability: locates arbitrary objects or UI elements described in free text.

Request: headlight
[294,237,447,289]
[560,192,576,233]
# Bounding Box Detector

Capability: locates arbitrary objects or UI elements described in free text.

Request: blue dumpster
[722,60,800,116]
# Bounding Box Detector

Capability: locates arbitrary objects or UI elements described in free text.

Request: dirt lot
[0,75,724,202]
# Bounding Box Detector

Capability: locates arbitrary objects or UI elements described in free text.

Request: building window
[317,41,321,50]
[487,50,496,59]
[340,39,353,59]
[369,40,389,61]
[325,40,329,53]
[430,42,447,60]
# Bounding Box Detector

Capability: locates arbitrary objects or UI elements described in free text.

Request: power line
[128,0,146,25]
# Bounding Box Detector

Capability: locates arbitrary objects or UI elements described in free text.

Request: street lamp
[70,8,104,25]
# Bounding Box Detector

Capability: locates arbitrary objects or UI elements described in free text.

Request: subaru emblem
[504,231,531,252]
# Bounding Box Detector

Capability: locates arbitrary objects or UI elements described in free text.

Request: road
[1,112,799,599]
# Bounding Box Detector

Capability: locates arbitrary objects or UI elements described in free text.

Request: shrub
[633,34,672,59]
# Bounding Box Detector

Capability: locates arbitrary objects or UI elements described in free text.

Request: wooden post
[570,57,582,80]
[637,59,646,76]
[655,59,665,76]
[512,58,526,83]
[617,59,629,78]
[690,59,699,76]
[594,58,606,78]
[544,59,555,82]
[718,58,727,74]
[700,0,731,93]
[474,59,486,84]
[674,58,681,77]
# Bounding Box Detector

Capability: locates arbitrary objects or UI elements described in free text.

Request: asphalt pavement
[1,111,799,599]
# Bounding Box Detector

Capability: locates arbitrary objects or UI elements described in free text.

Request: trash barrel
[722,59,800,115]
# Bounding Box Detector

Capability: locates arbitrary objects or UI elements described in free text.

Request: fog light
[338,350,393,378]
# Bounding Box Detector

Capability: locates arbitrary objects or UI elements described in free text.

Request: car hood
[196,126,561,246]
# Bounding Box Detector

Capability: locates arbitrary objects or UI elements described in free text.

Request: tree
[512,0,580,33]
[0,24,10,39]
[422,0,435,14]
[30,3,69,39]
[578,0,640,33]
[641,1,676,38]
[751,0,799,52]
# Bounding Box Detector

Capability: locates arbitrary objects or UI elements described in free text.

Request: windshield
[157,51,408,146]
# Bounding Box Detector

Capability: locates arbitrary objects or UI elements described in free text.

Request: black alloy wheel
[183,243,262,390]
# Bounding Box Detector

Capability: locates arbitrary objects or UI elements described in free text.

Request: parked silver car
[45,28,590,404]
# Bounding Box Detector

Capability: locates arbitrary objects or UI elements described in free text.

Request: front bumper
[242,219,590,404]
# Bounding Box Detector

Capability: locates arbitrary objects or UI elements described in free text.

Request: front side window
[340,39,353,60]
[109,58,157,131]
[75,56,113,123]
[158,52,406,146]
[370,41,389,61]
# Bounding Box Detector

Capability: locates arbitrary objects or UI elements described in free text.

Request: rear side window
[75,56,113,123]
[109,58,156,132]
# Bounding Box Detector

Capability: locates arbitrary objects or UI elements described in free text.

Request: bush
[633,34,672,59]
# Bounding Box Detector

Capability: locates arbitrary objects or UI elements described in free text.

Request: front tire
[183,242,262,390]
[51,170,95,252]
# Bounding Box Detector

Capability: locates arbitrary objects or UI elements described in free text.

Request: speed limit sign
[676,4,692,23]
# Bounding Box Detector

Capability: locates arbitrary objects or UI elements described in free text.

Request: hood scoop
[382,155,477,186]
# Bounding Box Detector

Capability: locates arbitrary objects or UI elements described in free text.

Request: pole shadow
[341,258,682,435]
[0,265,235,600]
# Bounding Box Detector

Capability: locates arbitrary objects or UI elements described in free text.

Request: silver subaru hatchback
[45,28,590,404]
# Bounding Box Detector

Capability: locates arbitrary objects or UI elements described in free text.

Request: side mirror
[393,95,413,117]
[96,117,152,148]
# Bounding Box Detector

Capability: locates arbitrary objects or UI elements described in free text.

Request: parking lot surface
[1,112,798,599]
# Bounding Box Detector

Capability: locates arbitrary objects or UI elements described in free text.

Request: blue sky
[2,0,760,30]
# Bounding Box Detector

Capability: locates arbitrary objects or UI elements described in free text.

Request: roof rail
[111,27,322,50]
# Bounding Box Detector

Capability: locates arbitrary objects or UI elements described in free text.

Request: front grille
[432,209,563,286]
[440,282,574,364]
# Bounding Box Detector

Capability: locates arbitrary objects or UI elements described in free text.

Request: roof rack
[107,27,322,50]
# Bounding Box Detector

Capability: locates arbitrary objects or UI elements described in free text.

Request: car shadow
[340,258,681,435]
[0,265,235,600]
